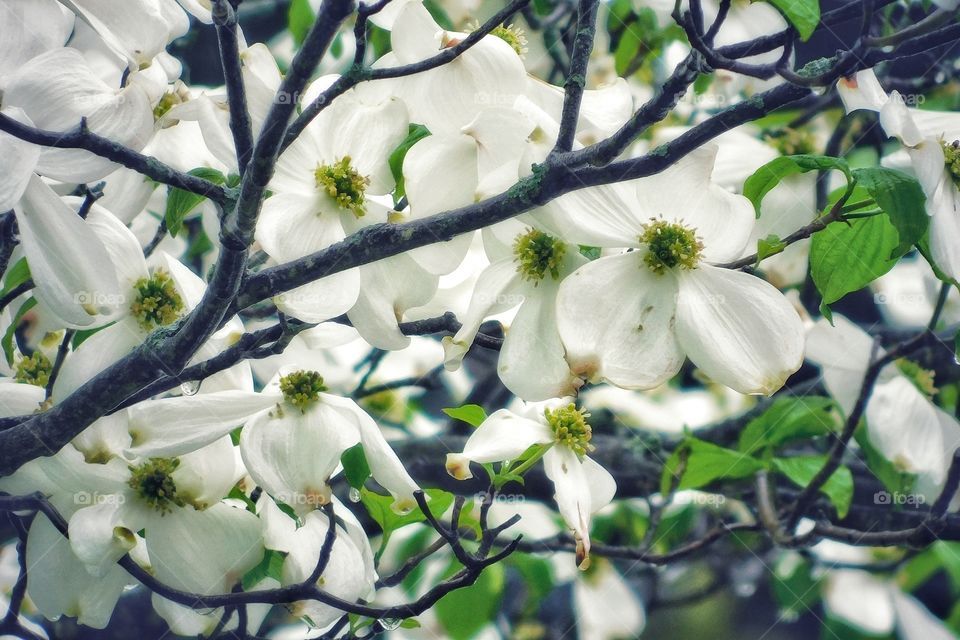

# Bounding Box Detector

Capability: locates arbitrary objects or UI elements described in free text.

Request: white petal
[14,175,122,327]
[443,258,521,369]
[446,409,553,480]
[0,0,73,86]
[543,448,615,566]
[837,69,889,113]
[274,268,362,323]
[404,133,479,216]
[126,391,278,458]
[0,107,40,211]
[327,395,420,513]
[556,252,685,389]
[68,501,138,577]
[866,378,946,481]
[824,570,894,634]
[498,281,579,401]
[173,435,242,509]
[0,382,45,417]
[805,314,878,415]
[879,92,924,147]
[892,586,956,640]
[348,253,438,350]
[531,181,643,248]
[51,318,145,401]
[282,510,373,628]
[676,265,804,395]
[27,514,129,629]
[147,502,264,594]
[4,48,154,182]
[240,400,359,514]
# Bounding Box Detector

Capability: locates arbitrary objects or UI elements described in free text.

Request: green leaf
[164,168,226,237]
[738,396,839,455]
[810,211,902,314]
[614,26,643,76]
[227,485,256,513]
[341,443,371,490]
[772,456,853,518]
[852,167,928,256]
[442,404,487,428]
[361,488,454,545]
[662,437,765,493]
[435,561,504,640]
[389,124,430,203]
[756,234,787,263]
[1,258,30,297]
[743,154,850,217]
[288,0,315,46]
[765,0,820,40]
[3,297,36,365]
[241,549,286,590]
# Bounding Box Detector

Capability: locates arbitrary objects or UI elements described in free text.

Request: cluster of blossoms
[0,0,959,637]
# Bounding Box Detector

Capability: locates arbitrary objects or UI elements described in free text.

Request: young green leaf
[743,154,850,217]
[773,456,853,518]
[852,166,927,256]
[241,549,286,590]
[341,443,372,490]
[810,211,902,315]
[662,437,765,493]
[738,396,839,455]
[435,560,504,640]
[389,124,431,203]
[164,167,226,237]
[442,404,488,428]
[764,0,820,41]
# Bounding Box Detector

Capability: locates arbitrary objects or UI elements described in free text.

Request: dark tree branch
[212,0,255,175]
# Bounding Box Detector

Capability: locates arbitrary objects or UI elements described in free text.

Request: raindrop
[379,618,402,631]
[348,487,361,503]
[180,380,200,396]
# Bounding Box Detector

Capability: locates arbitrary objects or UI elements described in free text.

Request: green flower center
[128,458,185,514]
[314,156,370,218]
[942,140,960,187]
[153,91,180,121]
[280,370,328,412]
[513,229,567,284]
[896,358,937,398]
[544,403,594,458]
[639,219,703,274]
[130,269,185,331]
[765,128,817,156]
[15,352,52,388]
[491,24,527,56]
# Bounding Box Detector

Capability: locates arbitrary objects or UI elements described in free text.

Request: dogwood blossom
[446,398,616,568]
[555,145,805,394]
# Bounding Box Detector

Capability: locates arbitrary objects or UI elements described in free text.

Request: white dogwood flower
[446,399,616,568]
[806,314,960,500]
[838,68,960,282]
[555,145,805,395]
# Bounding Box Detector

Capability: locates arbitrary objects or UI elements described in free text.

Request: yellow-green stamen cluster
[544,403,594,458]
[896,358,938,398]
[130,269,185,331]
[513,229,567,284]
[128,458,185,514]
[280,370,327,412]
[491,24,528,56]
[765,128,817,156]
[314,156,370,218]
[639,219,703,274]
[15,352,52,388]
[942,140,960,187]
[153,92,180,121]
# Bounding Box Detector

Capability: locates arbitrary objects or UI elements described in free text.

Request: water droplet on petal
[180,380,200,396]
[348,487,361,503]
